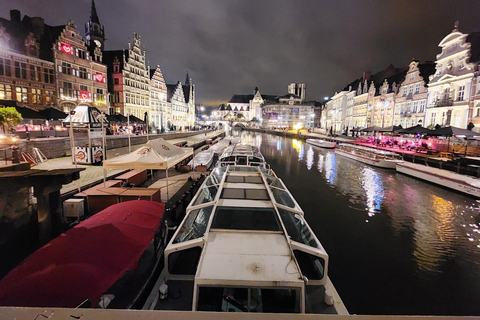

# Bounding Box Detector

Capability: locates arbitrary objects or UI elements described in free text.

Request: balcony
[400,111,412,117]
[432,98,453,108]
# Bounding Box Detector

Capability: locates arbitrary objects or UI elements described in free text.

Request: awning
[63,105,109,128]
[38,107,68,120]
[103,138,193,170]
[0,200,164,308]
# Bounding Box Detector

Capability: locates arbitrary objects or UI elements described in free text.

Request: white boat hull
[306,139,336,149]
[335,149,401,169]
[396,162,480,198]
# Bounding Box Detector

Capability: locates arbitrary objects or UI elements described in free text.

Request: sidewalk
[34,131,223,199]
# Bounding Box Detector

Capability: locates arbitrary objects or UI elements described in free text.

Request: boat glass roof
[174,206,214,243]
[278,208,319,248]
[210,207,282,231]
[221,188,270,200]
[192,185,219,206]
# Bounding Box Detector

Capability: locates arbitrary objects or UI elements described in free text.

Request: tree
[251,117,260,122]
[236,113,244,119]
[0,107,22,133]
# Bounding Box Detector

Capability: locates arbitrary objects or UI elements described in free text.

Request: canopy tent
[398,124,430,135]
[38,107,67,120]
[0,200,164,308]
[427,126,480,137]
[14,106,47,120]
[128,114,145,124]
[62,105,109,128]
[103,138,193,170]
[378,125,403,133]
[103,138,193,198]
[360,126,383,133]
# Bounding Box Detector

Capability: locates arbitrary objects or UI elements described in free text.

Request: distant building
[0,10,57,111]
[222,87,278,121]
[104,33,150,118]
[395,60,435,128]
[426,22,480,129]
[54,21,108,114]
[149,66,167,132]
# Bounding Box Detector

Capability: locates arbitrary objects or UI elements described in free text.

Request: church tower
[85,0,105,50]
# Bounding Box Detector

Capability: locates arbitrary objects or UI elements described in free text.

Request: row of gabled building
[322,22,480,134]
[0,1,195,131]
[214,83,323,129]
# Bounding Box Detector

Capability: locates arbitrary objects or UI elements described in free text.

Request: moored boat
[396,161,480,198]
[216,144,267,169]
[209,139,231,156]
[143,165,348,314]
[306,138,336,149]
[0,200,166,309]
[187,149,214,171]
[335,143,403,169]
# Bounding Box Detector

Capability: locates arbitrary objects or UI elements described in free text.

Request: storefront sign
[61,43,72,54]
[95,73,104,82]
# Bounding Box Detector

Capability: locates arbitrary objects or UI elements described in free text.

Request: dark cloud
[1,0,479,106]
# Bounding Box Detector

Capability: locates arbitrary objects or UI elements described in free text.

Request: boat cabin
[159,166,333,313]
[217,144,267,168]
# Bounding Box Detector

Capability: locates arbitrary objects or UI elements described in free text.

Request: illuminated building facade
[0,10,56,110]
[104,33,150,119]
[149,66,167,132]
[54,21,108,114]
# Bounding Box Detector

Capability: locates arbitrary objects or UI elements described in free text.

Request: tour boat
[396,161,480,198]
[0,200,166,309]
[143,165,348,314]
[335,143,403,169]
[209,139,232,156]
[216,144,268,169]
[306,138,336,149]
[187,149,214,171]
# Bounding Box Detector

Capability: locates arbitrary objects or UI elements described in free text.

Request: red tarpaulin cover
[0,200,164,308]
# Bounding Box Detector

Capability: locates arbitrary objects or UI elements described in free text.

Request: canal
[237,130,480,316]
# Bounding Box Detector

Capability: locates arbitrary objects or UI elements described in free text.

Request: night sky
[1,0,480,108]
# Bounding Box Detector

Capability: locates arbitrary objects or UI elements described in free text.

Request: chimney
[10,10,21,23]
[31,17,45,40]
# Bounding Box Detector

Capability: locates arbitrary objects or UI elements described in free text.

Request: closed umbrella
[398,124,430,135]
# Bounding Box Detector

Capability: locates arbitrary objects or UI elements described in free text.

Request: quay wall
[0,130,212,160]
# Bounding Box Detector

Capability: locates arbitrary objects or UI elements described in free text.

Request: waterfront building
[149,66,167,132]
[54,21,108,114]
[166,82,187,129]
[395,60,435,128]
[426,22,480,129]
[225,87,278,121]
[261,93,315,129]
[0,10,56,111]
[104,33,150,118]
[352,77,370,129]
[470,70,480,131]
[325,90,347,134]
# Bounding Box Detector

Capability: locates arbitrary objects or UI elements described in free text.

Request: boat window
[197,287,301,313]
[237,156,247,165]
[211,207,281,231]
[168,246,202,275]
[248,156,262,163]
[293,250,325,280]
[192,185,218,206]
[270,188,296,208]
[225,176,263,184]
[174,206,214,243]
[205,176,217,187]
[226,176,244,183]
[228,166,258,172]
[278,208,318,248]
[221,188,269,200]
[211,167,227,182]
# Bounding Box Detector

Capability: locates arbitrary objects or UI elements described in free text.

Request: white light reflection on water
[361,167,384,216]
[318,152,336,185]
[277,140,282,151]
[306,146,314,170]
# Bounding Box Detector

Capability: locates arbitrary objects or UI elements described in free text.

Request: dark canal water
[237,130,480,316]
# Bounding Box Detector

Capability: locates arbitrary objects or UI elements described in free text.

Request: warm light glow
[293,122,303,131]
[292,139,302,151]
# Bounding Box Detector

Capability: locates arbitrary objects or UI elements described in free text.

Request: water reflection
[306,146,314,170]
[250,131,480,315]
[361,167,384,216]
